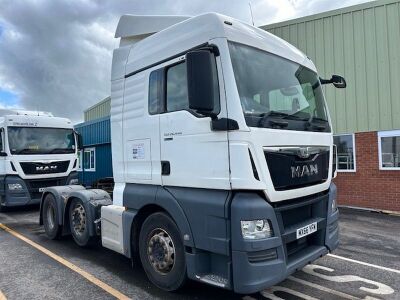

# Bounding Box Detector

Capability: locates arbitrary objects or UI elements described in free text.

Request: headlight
[241,220,273,240]
[8,183,23,190]
[331,197,338,212]
[69,178,79,185]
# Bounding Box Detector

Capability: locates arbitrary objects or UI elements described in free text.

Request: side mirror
[75,131,83,150]
[320,75,347,89]
[0,152,7,157]
[186,50,216,118]
[331,75,347,88]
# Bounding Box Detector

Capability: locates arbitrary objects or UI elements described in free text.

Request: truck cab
[40,13,345,294]
[0,111,79,210]
[108,13,342,293]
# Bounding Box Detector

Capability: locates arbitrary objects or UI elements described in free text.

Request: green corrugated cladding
[261,0,400,134]
[84,96,111,122]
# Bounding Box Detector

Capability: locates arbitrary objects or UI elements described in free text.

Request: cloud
[0,0,373,123]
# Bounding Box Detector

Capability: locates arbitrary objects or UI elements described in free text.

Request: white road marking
[303,264,394,295]
[328,254,400,275]
[261,286,318,300]
[288,276,381,300]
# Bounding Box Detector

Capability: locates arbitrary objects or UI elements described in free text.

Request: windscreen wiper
[48,148,74,154]
[14,148,37,154]
[306,115,328,131]
[257,111,308,128]
[257,111,289,127]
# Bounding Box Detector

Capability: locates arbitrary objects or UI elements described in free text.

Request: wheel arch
[39,185,86,227]
[124,188,195,260]
[65,189,112,237]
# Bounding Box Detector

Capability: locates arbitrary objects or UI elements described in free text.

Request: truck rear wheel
[43,194,62,239]
[68,198,95,247]
[139,212,187,291]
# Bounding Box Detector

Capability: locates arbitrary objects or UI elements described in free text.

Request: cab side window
[148,70,162,115]
[148,53,220,115]
[166,62,189,112]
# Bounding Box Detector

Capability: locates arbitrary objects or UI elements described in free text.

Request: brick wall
[334,131,400,212]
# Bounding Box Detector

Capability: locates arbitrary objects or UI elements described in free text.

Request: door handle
[164,137,173,141]
[161,161,170,175]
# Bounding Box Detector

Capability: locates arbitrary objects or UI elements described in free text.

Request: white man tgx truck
[40,13,346,294]
[0,110,79,212]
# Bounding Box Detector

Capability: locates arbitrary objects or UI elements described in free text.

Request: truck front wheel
[42,193,62,239]
[139,212,187,291]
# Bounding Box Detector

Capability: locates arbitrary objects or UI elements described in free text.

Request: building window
[333,134,356,172]
[378,130,400,170]
[77,150,83,171]
[83,148,95,172]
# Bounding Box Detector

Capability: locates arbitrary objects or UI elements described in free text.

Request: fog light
[241,220,273,240]
[69,178,79,185]
[8,183,23,190]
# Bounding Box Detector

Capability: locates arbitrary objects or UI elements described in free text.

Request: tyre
[42,194,62,239]
[139,212,187,291]
[68,198,95,247]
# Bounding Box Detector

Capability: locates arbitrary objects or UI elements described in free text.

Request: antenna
[248,2,255,26]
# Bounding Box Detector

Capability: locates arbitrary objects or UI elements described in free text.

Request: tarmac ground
[0,206,399,300]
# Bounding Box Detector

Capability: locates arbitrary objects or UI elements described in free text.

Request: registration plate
[38,188,46,192]
[296,222,317,239]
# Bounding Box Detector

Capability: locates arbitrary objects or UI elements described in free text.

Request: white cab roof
[115,15,190,38]
[0,114,73,129]
[112,13,316,81]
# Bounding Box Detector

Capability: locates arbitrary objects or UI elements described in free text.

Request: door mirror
[320,75,347,89]
[75,131,83,150]
[186,50,216,118]
[332,75,347,88]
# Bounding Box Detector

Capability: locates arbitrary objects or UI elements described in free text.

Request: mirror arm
[319,77,332,85]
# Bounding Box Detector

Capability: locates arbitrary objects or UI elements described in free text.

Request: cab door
[122,69,161,185]
[159,49,230,190]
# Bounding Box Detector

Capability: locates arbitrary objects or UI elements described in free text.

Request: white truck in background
[40,13,346,294]
[0,110,79,211]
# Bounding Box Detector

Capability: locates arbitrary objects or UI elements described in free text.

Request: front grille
[20,161,70,175]
[274,192,328,261]
[264,147,329,191]
[25,177,68,200]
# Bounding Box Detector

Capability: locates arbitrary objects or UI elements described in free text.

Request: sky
[0,0,373,123]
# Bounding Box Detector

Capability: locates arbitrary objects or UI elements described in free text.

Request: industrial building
[74,97,112,187]
[78,0,399,212]
[262,0,400,212]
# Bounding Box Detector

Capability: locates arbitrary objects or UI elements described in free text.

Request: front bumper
[0,172,78,208]
[230,183,339,294]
